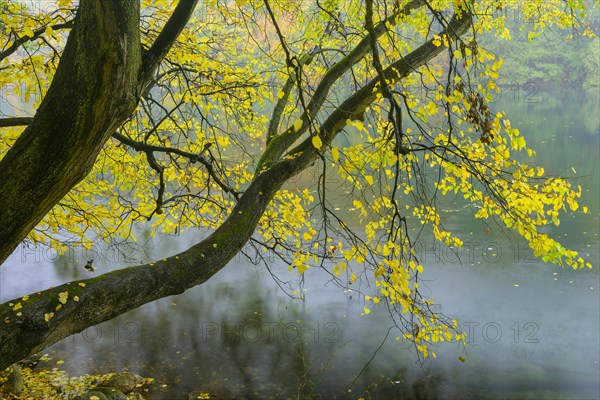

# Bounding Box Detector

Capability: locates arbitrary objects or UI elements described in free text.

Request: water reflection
[4,235,597,399]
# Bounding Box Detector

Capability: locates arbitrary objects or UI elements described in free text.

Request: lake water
[1,87,598,399]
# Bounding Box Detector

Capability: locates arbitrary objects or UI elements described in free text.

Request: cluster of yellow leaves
[330,189,467,356]
[258,189,317,274]
[473,0,595,40]
[318,0,593,358]
[429,111,590,269]
[0,366,114,399]
[0,2,74,164]
[0,2,70,106]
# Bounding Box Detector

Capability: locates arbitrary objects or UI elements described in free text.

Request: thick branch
[0,117,34,128]
[0,0,142,265]
[140,0,199,85]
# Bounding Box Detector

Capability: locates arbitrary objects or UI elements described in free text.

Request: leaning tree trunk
[0,6,471,370]
[0,0,198,266]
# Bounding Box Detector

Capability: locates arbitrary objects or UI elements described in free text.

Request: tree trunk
[0,0,141,264]
[0,0,199,265]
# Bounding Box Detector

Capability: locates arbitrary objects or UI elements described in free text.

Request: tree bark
[0,9,471,370]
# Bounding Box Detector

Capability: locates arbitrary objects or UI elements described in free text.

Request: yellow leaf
[311,135,323,150]
[365,175,374,186]
[44,312,54,322]
[459,356,466,363]
[24,27,34,38]
[363,306,371,315]
[425,101,438,115]
[58,291,68,304]
[331,147,339,162]
[343,251,353,261]
[78,282,86,287]
[293,119,303,132]
[303,231,312,241]
[514,169,521,180]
